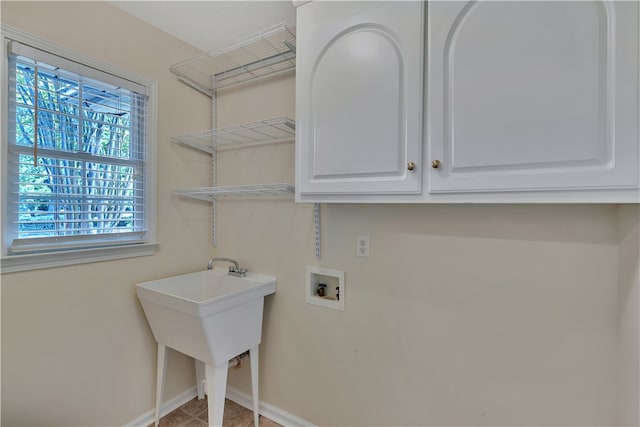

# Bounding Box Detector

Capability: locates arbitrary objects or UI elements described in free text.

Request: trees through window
[5,41,150,254]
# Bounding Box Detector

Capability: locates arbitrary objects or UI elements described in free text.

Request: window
[1,28,157,272]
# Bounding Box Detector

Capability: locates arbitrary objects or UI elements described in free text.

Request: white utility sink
[137,267,276,427]
[137,267,276,366]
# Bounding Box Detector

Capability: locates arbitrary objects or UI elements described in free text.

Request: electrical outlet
[357,235,369,257]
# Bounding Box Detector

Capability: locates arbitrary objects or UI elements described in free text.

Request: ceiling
[110,1,297,53]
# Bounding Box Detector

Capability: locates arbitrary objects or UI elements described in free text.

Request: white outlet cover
[357,235,370,257]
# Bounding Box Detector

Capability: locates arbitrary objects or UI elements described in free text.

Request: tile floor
[154,397,282,427]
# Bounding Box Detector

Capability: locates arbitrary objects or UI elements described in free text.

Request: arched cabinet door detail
[296,1,424,197]
[310,26,404,180]
[428,0,639,193]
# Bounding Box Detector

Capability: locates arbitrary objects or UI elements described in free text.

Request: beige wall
[1,2,213,425]
[1,2,638,426]
[216,79,625,425]
[617,205,640,426]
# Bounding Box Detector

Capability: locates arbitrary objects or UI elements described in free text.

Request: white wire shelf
[170,22,296,95]
[174,183,295,202]
[171,117,295,153]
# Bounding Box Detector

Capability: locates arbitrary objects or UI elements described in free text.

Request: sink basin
[136,267,276,366]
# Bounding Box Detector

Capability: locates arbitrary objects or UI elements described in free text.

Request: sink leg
[250,345,260,427]
[155,343,168,427]
[206,361,228,427]
[195,359,205,400]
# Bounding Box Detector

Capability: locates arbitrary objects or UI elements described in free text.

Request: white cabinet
[427,0,639,195]
[294,0,640,202]
[295,1,424,198]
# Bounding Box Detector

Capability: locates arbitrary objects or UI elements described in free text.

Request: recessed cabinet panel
[450,2,604,169]
[296,1,423,196]
[312,28,402,178]
[428,1,639,193]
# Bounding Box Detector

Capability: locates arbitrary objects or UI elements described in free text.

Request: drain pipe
[228,350,250,369]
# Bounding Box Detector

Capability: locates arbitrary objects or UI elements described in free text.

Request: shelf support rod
[314,203,321,260]
[211,77,218,247]
[177,77,214,98]
[283,40,296,54]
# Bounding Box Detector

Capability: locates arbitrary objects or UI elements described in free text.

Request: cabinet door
[428,1,639,193]
[296,1,424,196]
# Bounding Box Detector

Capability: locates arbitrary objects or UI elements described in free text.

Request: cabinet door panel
[428,1,639,193]
[296,1,423,196]
[312,27,402,177]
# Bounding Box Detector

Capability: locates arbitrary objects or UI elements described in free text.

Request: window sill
[0,242,160,274]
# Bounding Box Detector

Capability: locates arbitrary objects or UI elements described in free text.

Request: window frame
[1,25,159,273]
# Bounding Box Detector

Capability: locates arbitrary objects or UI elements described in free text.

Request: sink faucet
[207,257,238,270]
[207,258,247,277]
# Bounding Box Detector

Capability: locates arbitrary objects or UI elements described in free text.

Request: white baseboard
[226,386,315,427]
[124,386,198,427]
[124,385,314,427]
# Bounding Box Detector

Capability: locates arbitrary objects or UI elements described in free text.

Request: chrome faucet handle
[228,267,248,278]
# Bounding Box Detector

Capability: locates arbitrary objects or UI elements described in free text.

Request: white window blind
[6,40,149,254]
